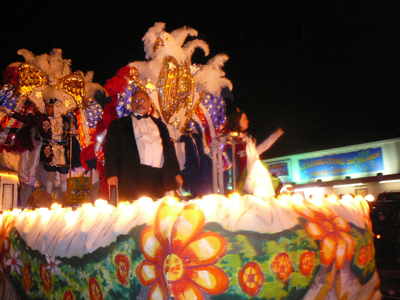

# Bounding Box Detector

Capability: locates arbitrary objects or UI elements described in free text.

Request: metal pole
[68,116,73,178]
[232,142,236,192]
[218,146,224,195]
[212,142,218,193]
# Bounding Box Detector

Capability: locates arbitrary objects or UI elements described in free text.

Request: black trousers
[118,164,166,201]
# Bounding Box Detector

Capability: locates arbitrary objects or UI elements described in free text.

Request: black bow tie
[132,113,149,120]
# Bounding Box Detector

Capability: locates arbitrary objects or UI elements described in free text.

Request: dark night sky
[2,0,400,158]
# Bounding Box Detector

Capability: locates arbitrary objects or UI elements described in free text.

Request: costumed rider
[0,87,81,197]
[104,90,183,201]
[221,108,284,192]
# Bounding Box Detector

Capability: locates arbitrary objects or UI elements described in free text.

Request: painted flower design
[22,264,33,292]
[63,289,74,300]
[238,262,264,296]
[40,263,52,292]
[3,237,10,253]
[45,252,62,275]
[5,245,23,275]
[299,251,316,276]
[271,253,293,283]
[357,242,374,267]
[136,201,229,299]
[115,253,130,286]
[0,215,14,253]
[294,202,355,270]
[89,277,103,300]
[357,245,367,266]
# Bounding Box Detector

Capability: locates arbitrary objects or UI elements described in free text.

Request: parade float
[0,23,381,299]
[0,48,107,204]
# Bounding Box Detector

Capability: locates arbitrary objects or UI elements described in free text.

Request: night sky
[2,0,400,158]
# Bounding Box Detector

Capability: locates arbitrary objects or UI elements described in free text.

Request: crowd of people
[1,88,283,204]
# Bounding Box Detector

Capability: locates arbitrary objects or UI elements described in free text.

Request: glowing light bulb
[94,199,108,209]
[253,187,268,198]
[81,203,94,213]
[342,194,354,202]
[354,195,364,201]
[11,209,21,216]
[291,193,304,205]
[118,201,136,216]
[326,194,338,203]
[228,193,240,201]
[38,208,49,216]
[64,210,78,225]
[117,201,130,210]
[165,197,178,206]
[277,194,289,202]
[309,195,323,206]
[138,197,153,210]
[38,208,51,221]
[364,195,374,202]
[51,203,62,210]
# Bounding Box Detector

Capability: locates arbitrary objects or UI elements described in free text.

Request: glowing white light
[309,195,323,206]
[379,179,400,184]
[291,193,304,205]
[228,193,241,201]
[51,203,62,210]
[64,210,78,225]
[165,197,178,206]
[342,194,354,202]
[138,197,153,210]
[94,199,108,209]
[37,208,51,221]
[277,194,290,202]
[80,203,94,213]
[117,201,130,210]
[364,194,375,202]
[11,209,21,216]
[118,201,137,216]
[253,187,268,198]
[333,183,363,188]
[354,195,364,201]
[326,194,338,203]
[38,208,49,215]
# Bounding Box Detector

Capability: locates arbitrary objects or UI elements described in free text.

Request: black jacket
[104,115,180,201]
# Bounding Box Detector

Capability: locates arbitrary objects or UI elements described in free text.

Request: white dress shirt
[131,114,164,168]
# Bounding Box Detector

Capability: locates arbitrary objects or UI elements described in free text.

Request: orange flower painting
[294,202,355,270]
[238,262,264,296]
[0,215,14,253]
[271,253,294,283]
[136,201,229,299]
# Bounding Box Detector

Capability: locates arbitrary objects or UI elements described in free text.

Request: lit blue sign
[268,162,289,177]
[299,147,383,180]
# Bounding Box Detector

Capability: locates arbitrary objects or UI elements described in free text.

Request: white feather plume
[142,22,166,60]
[137,23,232,97]
[17,48,71,80]
[48,48,71,78]
[130,58,163,87]
[194,54,232,96]
[170,26,198,47]
[17,49,36,64]
[182,39,210,58]
[84,71,104,99]
[157,31,189,64]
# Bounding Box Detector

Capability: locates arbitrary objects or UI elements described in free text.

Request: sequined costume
[9,111,80,174]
